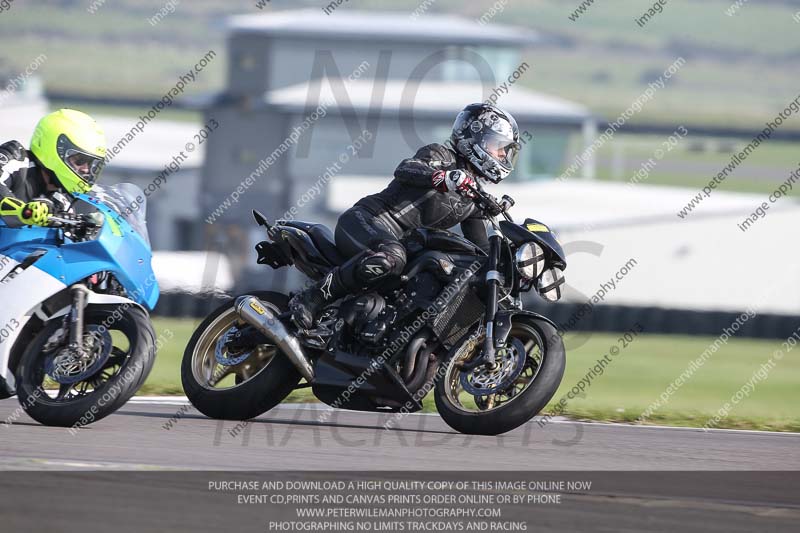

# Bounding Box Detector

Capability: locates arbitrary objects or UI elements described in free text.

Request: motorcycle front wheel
[434,315,565,436]
[15,305,156,427]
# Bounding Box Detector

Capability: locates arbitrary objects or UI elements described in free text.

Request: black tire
[181,291,302,420]
[434,316,565,436]
[0,373,13,399]
[15,305,156,427]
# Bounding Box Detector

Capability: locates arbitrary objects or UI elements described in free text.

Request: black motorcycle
[181,185,567,435]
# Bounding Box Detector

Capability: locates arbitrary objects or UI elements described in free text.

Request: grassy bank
[143,318,799,432]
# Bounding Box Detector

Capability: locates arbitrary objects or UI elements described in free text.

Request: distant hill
[1,0,798,128]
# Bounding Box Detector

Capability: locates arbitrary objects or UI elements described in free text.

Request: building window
[175,218,199,251]
[442,46,519,84]
[515,129,571,181]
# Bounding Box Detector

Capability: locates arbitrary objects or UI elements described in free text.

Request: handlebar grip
[47,214,83,228]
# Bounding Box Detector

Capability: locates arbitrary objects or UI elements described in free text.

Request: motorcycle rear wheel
[181,291,302,420]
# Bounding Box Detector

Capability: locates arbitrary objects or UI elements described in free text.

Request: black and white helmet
[451,103,521,183]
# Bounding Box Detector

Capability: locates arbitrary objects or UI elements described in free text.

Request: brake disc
[459,337,527,396]
[215,326,253,366]
[45,325,113,385]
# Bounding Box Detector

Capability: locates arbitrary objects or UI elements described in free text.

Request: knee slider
[354,241,406,283]
[372,240,406,276]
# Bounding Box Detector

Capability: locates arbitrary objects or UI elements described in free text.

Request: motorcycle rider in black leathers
[290,103,521,329]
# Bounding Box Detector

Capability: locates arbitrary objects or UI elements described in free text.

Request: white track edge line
[127,397,800,437]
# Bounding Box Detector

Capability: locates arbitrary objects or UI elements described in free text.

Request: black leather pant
[331,206,407,292]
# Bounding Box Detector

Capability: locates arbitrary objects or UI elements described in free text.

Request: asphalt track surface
[1,397,799,471]
[1,398,798,532]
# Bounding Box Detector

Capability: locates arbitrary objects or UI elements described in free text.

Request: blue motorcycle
[0,183,159,427]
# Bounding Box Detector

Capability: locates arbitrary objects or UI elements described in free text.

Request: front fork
[462,232,504,371]
[67,284,89,351]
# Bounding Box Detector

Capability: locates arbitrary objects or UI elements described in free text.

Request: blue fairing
[0,189,159,310]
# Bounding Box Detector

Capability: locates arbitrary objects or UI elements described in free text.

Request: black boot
[289,268,350,329]
[289,245,404,330]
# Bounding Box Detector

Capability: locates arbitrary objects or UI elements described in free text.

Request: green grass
[48,101,202,124]
[138,317,199,395]
[550,332,800,432]
[143,318,800,432]
[588,132,800,195]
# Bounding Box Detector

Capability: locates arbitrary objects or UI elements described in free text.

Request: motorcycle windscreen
[90,183,151,245]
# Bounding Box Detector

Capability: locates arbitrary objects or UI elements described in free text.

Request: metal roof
[227,9,538,47]
[100,116,204,171]
[266,79,592,124]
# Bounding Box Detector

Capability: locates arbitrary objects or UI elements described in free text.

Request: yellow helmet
[30,109,107,195]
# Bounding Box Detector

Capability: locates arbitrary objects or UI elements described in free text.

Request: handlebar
[47,213,101,230]
[465,183,515,223]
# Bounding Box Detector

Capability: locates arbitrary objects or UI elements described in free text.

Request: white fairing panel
[0,256,67,390]
[0,253,18,279]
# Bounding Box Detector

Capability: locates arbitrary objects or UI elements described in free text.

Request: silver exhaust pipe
[234,295,314,382]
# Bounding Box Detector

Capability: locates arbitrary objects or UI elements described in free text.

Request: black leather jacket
[0,141,72,224]
[355,142,489,251]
